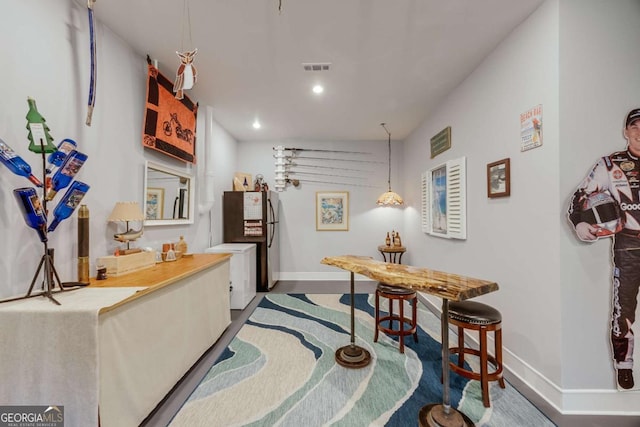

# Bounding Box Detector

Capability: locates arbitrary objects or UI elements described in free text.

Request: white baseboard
[506,351,640,415]
[415,293,640,416]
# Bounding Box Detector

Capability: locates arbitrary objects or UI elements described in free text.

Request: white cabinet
[205,244,256,309]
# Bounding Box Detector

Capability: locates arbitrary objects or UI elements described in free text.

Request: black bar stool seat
[448,300,505,407]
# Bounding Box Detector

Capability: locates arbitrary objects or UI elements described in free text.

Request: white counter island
[0,253,231,427]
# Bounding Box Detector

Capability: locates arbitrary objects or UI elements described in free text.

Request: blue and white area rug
[169,294,554,427]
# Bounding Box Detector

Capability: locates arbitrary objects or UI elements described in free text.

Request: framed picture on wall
[487,158,511,198]
[146,187,165,220]
[316,191,349,231]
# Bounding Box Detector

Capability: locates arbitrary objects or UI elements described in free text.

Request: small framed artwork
[487,158,511,198]
[146,187,165,220]
[316,191,349,231]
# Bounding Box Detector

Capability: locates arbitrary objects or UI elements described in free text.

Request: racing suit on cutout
[568,150,640,371]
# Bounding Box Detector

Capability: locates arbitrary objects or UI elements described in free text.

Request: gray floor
[140,281,637,427]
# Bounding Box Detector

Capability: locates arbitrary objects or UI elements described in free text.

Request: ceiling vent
[302,62,331,71]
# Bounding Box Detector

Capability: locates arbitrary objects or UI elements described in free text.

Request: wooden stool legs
[448,308,505,408]
[374,284,418,353]
[450,323,505,407]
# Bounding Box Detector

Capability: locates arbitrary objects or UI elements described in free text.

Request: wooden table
[377,244,406,263]
[89,252,230,312]
[321,255,498,427]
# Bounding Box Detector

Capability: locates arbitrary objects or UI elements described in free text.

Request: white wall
[237,139,406,279]
[401,0,640,415]
[558,0,640,403]
[201,106,239,248]
[0,0,236,300]
[403,0,562,393]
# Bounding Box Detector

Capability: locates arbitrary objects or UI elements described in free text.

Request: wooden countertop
[321,255,498,301]
[90,253,231,314]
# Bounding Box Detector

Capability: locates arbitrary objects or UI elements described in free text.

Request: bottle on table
[13,187,48,242]
[0,137,43,186]
[45,150,88,200]
[394,232,402,247]
[385,232,391,247]
[46,138,77,173]
[175,235,188,254]
[48,181,90,232]
[26,97,57,153]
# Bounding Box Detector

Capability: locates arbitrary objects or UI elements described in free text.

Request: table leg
[335,271,371,369]
[419,298,474,427]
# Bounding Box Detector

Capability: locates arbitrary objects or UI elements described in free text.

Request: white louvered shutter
[445,156,466,239]
[421,171,429,233]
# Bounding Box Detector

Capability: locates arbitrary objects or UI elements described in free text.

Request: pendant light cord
[381,123,391,192]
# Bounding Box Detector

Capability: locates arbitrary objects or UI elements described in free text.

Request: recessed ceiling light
[312,85,324,94]
[252,120,261,129]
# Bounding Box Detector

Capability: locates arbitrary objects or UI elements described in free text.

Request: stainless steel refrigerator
[223,191,279,291]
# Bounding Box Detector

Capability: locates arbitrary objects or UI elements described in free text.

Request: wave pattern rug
[169,294,555,427]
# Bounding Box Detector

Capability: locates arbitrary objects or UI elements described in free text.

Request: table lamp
[107,201,145,253]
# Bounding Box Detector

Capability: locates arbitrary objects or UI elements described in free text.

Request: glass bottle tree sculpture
[0,99,89,305]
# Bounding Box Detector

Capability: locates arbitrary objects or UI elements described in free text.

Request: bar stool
[374,283,418,353]
[374,245,418,353]
[448,300,505,407]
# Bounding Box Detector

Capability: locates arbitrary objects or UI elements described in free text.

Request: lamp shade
[107,202,145,222]
[376,191,404,206]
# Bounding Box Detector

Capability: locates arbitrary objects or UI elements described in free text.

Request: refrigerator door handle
[268,199,276,248]
[268,224,275,248]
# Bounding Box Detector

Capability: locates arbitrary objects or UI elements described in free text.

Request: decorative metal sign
[520,104,543,152]
[430,126,451,159]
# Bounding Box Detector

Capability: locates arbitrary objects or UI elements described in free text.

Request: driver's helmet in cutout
[581,191,625,237]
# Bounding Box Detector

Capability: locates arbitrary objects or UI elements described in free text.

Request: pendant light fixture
[376,123,404,206]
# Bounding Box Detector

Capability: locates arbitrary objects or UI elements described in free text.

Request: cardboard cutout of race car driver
[567,108,640,391]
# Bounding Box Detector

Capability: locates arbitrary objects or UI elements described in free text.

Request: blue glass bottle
[13,187,48,242]
[46,138,77,173]
[45,150,88,201]
[48,181,90,232]
[0,137,43,187]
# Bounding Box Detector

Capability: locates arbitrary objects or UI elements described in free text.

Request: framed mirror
[143,161,194,226]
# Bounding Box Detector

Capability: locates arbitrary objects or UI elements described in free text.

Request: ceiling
[93,0,544,142]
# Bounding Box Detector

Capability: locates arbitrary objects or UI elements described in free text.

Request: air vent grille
[302,62,331,71]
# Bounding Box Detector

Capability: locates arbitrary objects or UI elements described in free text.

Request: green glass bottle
[26,97,57,153]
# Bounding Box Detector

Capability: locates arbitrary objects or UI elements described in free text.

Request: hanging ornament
[86,0,97,126]
[173,0,197,100]
[173,49,198,100]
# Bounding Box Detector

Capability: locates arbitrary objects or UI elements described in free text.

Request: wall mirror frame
[143,160,195,226]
